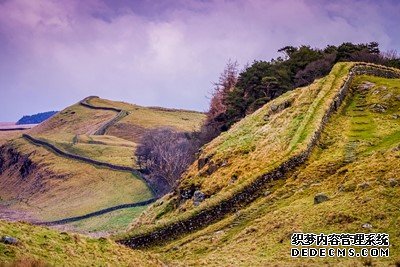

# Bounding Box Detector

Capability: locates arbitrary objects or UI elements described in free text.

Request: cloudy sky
[0,0,399,121]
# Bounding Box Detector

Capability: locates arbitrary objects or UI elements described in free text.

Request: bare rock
[314,193,329,204]
[362,223,373,229]
[1,236,19,245]
[370,103,387,113]
[388,178,398,187]
[358,182,370,190]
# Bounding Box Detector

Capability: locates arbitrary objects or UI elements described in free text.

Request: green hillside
[1,63,400,266]
[0,97,204,235]
[116,63,400,266]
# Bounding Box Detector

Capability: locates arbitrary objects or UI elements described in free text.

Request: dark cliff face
[0,145,34,179]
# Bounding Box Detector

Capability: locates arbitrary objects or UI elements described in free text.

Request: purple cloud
[0,0,399,121]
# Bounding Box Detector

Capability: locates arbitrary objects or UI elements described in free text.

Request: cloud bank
[0,0,399,121]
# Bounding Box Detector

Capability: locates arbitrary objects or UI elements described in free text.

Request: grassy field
[0,138,153,223]
[0,220,162,266]
[64,206,149,235]
[139,75,400,266]
[28,97,205,168]
[38,134,138,168]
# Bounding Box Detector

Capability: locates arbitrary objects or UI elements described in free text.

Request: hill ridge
[116,62,400,248]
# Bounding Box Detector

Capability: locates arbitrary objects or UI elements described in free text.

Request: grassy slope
[89,97,205,143]
[125,62,354,233]
[138,75,400,266]
[0,220,162,266]
[30,97,205,167]
[0,131,25,146]
[1,97,204,233]
[0,138,153,222]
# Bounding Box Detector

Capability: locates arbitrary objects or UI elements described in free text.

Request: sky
[0,0,399,121]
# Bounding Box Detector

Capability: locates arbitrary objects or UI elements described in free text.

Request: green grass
[66,206,149,234]
[0,220,162,266]
[143,74,400,266]
[0,96,204,233]
[0,138,153,223]
[125,63,357,232]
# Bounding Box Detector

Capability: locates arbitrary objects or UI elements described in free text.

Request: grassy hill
[2,63,400,266]
[116,63,400,266]
[0,98,205,235]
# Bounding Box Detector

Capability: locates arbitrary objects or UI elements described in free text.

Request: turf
[0,220,162,266]
[142,75,400,266]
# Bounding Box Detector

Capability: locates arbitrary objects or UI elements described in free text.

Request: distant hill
[16,111,58,125]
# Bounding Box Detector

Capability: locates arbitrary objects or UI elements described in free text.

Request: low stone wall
[118,63,400,248]
[23,134,140,174]
[94,110,129,135]
[79,96,130,135]
[37,198,157,226]
[80,96,123,113]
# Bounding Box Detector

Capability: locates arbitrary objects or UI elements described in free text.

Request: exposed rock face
[0,146,34,179]
[314,193,329,204]
[358,182,370,190]
[198,156,210,170]
[362,223,373,229]
[179,185,197,200]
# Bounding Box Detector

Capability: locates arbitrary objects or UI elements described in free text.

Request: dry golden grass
[0,131,25,146]
[145,74,400,266]
[89,97,206,143]
[0,220,163,266]
[127,63,355,231]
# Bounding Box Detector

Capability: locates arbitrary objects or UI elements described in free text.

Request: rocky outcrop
[0,146,34,178]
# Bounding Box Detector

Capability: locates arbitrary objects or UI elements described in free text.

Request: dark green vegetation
[205,42,400,136]
[16,111,58,125]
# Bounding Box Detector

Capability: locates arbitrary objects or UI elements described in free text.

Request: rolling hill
[0,97,205,235]
[115,62,400,266]
[1,62,400,266]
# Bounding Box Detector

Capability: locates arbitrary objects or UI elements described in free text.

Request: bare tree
[201,60,239,142]
[136,128,198,195]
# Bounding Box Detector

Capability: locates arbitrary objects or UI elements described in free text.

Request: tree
[136,128,199,195]
[201,60,239,142]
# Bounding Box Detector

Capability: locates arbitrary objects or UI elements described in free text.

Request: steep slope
[117,63,400,266]
[143,74,400,266]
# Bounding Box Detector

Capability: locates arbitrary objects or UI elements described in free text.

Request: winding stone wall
[79,96,130,135]
[37,198,157,226]
[118,63,400,248]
